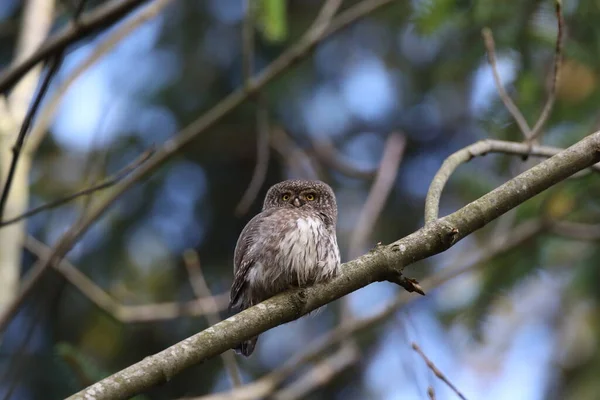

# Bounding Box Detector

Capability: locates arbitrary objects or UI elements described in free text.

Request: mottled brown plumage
[229,179,341,356]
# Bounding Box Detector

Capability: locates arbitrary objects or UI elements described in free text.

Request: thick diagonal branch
[67,132,600,400]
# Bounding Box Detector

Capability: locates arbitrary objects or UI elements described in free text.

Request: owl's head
[263,179,337,221]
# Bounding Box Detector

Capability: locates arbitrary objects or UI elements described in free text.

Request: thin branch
[528,0,564,142]
[23,236,230,322]
[411,342,467,400]
[428,387,436,400]
[482,28,531,138]
[271,127,320,179]
[0,0,150,94]
[183,250,242,388]
[271,344,359,400]
[0,147,154,227]
[27,0,175,154]
[234,101,270,216]
[311,137,377,179]
[550,220,600,241]
[67,132,600,400]
[0,54,62,221]
[424,139,600,224]
[242,0,254,88]
[0,0,398,337]
[72,0,89,21]
[348,133,406,259]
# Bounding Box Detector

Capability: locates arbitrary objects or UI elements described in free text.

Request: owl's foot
[384,270,425,295]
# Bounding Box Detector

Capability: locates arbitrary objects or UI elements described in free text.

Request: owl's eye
[305,193,315,201]
[281,194,290,201]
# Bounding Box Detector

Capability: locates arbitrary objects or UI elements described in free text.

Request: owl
[229,179,341,356]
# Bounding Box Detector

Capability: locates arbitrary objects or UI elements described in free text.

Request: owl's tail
[234,336,258,357]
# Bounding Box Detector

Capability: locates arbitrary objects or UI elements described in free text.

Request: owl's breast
[272,216,340,287]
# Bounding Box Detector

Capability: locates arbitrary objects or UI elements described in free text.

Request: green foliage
[257,0,288,43]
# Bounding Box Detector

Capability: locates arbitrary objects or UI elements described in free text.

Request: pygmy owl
[229,179,341,356]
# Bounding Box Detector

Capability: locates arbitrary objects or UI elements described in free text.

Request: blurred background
[0,0,599,399]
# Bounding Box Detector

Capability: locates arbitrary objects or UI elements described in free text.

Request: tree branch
[412,342,467,400]
[0,147,154,227]
[190,219,544,400]
[482,27,531,138]
[348,133,405,259]
[528,0,564,143]
[424,139,600,224]
[23,236,230,322]
[183,250,242,388]
[0,0,150,94]
[66,132,600,400]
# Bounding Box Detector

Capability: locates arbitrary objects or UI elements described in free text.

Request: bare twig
[550,220,600,241]
[348,133,405,260]
[528,0,564,142]
[0,0,149,94]
[412,342,467,400]
[271,344,359,400]
[0,55,62,221]
[311,137,377,179]
[424,139,600,224]
[0,0,398,337]
[0,147,154,227]
[72,0,88,21]
[482,28,531,138]
[307,0,344,40]
[183,250,242,388]
[27,0,175,153]
[242,0,254,88]
[23,236,230,322]
[428,387,436,400]
[235,102,270,216]
[271,128,320,179]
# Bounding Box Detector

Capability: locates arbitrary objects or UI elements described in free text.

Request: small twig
[528,0,564,142]
[306,0,344,40]
[235,101,271,216]
[183,250,242,388]
[72,0,89,21]
[411,342,467,400]
[0,147,154,227]
[0,54,63,221]
[428,387,436,400]
[348,133,406,260]
[24,236,230,322]
[0,0,149,94]
[271,344,359,400]
[311,137,377,179]
[482,28,532,138]
[550,220,600,241]
[424,139,600,224]
[271,127,320,179]
[242,0,254,89]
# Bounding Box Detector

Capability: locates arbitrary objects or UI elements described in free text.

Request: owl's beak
[292,197,302,207]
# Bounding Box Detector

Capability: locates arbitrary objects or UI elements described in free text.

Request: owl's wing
[230,210,275,312]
